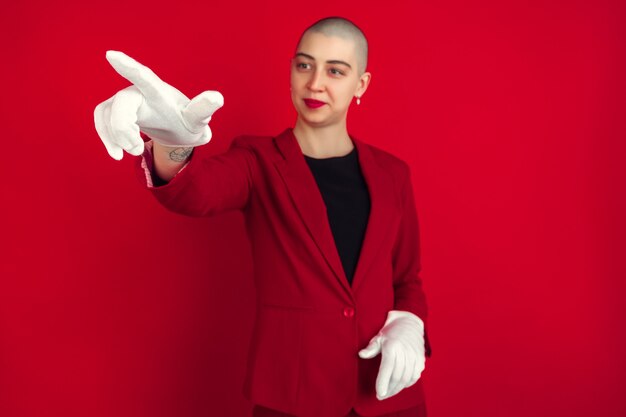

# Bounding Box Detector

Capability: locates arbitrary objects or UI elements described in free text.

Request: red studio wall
[1,1,625,416]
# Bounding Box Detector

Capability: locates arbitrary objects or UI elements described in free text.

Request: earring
[356,96,361,105]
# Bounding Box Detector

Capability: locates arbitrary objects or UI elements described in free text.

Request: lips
[303,99,326,108]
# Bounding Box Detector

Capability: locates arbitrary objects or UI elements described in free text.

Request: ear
[356,71,372,98]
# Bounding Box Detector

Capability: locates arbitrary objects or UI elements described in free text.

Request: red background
[1,1,625,416]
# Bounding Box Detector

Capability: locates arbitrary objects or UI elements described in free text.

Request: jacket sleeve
[134,135,256,217]
[391,163,432,358]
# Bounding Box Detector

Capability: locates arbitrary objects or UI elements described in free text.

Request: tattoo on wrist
[168,147,193,162]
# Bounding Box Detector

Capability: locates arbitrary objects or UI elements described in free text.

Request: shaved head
[296,17,369,76]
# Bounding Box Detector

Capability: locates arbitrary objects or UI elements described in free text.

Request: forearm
[152,141,194,182]
[134,135,255,217]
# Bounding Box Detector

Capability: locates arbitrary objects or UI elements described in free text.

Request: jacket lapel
[273,128,397,297]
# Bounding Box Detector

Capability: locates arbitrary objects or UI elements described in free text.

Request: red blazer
[134,127,432,417]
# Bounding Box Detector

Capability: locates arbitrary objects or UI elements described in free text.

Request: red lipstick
[304,99,326,108]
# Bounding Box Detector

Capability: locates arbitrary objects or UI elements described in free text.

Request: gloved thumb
[182,90,224,133]
[359,336,382,359]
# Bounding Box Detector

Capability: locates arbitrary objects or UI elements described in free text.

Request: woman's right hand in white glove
[94,50,224,160]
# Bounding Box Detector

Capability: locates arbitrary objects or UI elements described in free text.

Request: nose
[306,68,324,92]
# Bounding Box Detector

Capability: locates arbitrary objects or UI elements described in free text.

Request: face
[290,31,371,128]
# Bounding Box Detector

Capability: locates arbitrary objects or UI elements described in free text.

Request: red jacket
[134,127,432,417]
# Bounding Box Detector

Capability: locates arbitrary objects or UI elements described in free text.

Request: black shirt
[304,146,371,286]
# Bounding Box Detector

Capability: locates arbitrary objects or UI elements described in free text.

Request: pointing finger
[105,50,164,100]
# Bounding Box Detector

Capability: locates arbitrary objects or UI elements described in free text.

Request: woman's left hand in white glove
[358,310,426,401]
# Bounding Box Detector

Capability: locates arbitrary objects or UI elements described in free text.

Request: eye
[296,62,311,70]
[329,68,344,76]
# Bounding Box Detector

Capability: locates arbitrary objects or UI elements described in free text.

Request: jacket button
[343,307,355,317]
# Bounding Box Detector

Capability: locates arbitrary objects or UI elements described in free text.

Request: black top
[304,146,371,286]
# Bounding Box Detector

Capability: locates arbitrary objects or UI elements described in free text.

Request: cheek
[289,69,298,85]
[290,73,306,91]
[335,84,356,102]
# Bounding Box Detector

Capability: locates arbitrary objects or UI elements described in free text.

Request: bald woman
[95,16,432,417]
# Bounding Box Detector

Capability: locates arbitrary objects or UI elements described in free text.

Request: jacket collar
[272,127,397,298]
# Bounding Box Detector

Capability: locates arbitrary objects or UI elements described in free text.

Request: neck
[292,118,354,158]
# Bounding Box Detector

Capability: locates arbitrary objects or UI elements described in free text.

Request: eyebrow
[294,52,352,69]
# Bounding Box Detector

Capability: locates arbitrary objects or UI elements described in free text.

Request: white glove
[358,310,426,401]
[94,50,224,160]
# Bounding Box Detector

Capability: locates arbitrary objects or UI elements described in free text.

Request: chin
[294,107,323,124]
[299,116,327,127]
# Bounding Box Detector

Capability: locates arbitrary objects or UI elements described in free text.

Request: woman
[95,16,431,417]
